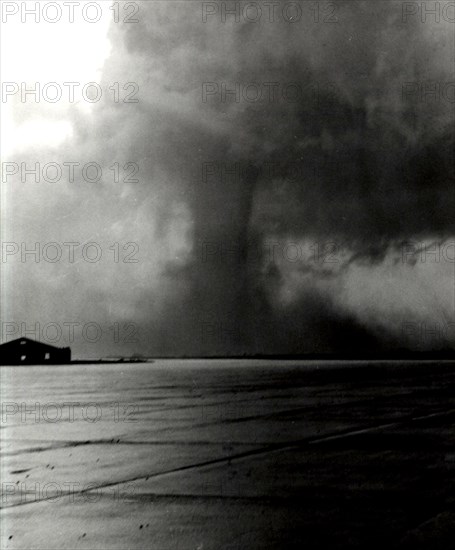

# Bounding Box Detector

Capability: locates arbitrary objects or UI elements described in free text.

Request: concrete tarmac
[1,360,454,549]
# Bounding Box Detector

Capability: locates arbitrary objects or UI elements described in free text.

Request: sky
[1,1,454,358]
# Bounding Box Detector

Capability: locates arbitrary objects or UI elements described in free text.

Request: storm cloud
[3,1,454,356]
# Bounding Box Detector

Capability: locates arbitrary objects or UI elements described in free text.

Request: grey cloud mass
[4,1,454,357]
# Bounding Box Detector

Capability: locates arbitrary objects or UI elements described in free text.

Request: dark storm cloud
[5,1,454,355]
[98,1,453,353]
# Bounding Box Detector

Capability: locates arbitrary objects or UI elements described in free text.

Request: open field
[1,360,454,549]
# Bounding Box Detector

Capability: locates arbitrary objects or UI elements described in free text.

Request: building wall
[0,340,71,365]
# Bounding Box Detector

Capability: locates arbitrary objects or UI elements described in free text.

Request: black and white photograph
[0,0,454,548]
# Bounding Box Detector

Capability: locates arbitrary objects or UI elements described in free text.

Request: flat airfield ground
[1,360,454,549]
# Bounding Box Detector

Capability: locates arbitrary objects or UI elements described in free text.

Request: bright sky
[1,0,112,157]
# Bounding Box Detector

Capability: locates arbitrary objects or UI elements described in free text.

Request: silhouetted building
[0,338,71,365]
